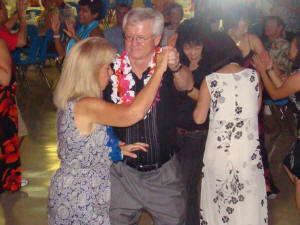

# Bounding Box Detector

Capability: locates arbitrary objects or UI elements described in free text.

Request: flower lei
[111,47,163,113]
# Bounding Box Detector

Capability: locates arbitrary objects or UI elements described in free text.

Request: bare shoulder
[90,27,104,38]
[290,70,300,80]
[76,97,105,111]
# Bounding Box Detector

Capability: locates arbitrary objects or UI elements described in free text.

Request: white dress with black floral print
[200,69,268,225]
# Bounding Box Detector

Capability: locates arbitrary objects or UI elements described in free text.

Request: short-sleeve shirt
[0,25,18,51]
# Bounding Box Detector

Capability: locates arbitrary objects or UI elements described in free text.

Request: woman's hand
[50,13,61,35]
[119,142,148,159]
[259,50,272,70]
[252,54,268,74]
[64,19,77,40]
[156,47,169,73]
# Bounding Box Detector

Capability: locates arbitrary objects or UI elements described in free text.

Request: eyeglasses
[123,34,153,43]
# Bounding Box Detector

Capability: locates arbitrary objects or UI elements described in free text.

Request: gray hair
[122,7,164,37]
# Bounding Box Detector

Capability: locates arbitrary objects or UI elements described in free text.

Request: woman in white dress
[193,32,268,225]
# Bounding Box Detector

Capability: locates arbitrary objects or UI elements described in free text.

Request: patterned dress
[48,101,112,225]
[200,69,268,225]
[0,76,20,193]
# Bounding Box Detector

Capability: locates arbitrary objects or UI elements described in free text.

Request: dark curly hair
[79,0,103,20]
[176,18,209,67]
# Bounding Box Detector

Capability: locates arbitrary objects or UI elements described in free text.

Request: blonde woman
[48,37,168,224]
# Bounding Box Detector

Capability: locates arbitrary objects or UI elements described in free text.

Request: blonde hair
[53,37,116,110]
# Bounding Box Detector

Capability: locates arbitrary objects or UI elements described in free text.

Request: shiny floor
[0,63,299,225]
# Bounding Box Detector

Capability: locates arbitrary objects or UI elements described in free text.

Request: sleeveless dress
[200,69,268,225]
[48,101,112,225]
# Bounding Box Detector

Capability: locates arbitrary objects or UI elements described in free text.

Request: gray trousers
[110,155,187,225]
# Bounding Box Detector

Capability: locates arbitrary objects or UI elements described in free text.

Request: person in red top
[0,0,27,51]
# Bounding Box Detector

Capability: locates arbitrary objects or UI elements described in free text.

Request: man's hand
[167,47,181,72]
[120,142,148,159]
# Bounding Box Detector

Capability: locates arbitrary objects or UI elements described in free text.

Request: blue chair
[44,29,59,59]
[26,9,42,16]
[26,9,42,25]
[27,24,38,39]
[13,35,52,90]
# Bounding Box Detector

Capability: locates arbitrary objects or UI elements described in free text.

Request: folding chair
[13,35,51,90]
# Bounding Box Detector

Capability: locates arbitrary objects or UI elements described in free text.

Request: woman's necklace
[229,30,243,47]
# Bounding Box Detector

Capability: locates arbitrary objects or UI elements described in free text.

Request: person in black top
[104,8,194,225]
[175,19,210,225]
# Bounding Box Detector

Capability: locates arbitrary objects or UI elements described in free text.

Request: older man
[105,7,193,225]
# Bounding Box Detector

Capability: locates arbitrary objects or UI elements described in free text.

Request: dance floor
[0,63,299,225]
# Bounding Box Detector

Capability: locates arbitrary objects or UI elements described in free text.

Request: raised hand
[167,32,178,48]
[120,142,148,158]
[63,19,77,39]
[50,12,61,35]
[17,0,27,20]
[252,54,267,74]
[156,47,169,73]
[259,50,273,70]
[167,46,180,72]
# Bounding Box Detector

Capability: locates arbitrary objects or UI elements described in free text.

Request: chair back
[44,29,59,59]
[13,36,44,65]
[27,24,38,41]
[26,9,42,25]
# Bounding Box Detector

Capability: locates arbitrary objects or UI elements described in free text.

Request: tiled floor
[0,63,299,225]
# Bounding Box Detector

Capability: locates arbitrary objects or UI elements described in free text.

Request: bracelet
[186,86,194,94]
[53,34,60,39]
[172,63,182,74]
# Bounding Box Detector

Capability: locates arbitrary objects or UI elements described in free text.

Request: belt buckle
[177,127,188,135]
[137,163,159,172]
